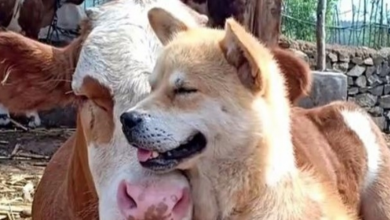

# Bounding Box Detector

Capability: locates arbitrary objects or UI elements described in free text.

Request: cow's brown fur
[300,102,390,219]
[135,9,390,219]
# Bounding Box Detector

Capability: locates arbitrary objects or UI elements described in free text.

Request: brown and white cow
[120,10,390,219]
[0,1,314,219]
[0,0,85,127]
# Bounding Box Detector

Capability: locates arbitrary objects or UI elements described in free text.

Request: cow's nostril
[117,180,191,220]
[117,180,137,212]
[120,112,143,129]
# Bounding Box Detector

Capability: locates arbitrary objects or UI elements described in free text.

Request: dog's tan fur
[122,8,390,219]
[130,9,354,219]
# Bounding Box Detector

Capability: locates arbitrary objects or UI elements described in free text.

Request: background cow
[0,0,85,127]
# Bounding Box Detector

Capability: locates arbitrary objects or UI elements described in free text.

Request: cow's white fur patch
[72,0,205,219]
[341,110,382,191]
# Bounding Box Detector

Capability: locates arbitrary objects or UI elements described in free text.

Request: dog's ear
[148,7,189,45]
[219,18,272,94]
[180,2,209,27]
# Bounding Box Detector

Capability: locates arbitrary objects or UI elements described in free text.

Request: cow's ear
[0,31,79,112]
[148,7,189,45]
[271,48,312,104]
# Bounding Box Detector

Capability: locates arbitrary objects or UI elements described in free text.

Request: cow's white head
[70,0,208,219]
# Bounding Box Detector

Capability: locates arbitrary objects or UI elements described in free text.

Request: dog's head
[120,8,292,172]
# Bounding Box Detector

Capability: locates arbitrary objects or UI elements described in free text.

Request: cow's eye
[174,87,198,95]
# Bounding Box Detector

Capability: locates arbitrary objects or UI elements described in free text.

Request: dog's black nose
[120,111,143,129]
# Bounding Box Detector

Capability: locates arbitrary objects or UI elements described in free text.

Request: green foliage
[282,0,337,41]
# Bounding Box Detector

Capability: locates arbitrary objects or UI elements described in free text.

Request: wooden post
[316,0,327,71]
[243,0,282,47]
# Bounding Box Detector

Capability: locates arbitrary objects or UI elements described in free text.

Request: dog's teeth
[151,151,159,158]
[166,151,172,157]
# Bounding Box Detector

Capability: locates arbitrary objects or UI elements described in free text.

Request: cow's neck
[65,114,98,218]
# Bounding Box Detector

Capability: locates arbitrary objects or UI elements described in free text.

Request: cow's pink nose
[117,180,191,220]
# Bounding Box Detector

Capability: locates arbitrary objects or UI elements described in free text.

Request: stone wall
[280,37,390,132]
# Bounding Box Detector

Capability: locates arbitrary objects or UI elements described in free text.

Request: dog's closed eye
[174,87,198,95]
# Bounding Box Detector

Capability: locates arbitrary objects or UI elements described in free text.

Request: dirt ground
[0,127,73,220]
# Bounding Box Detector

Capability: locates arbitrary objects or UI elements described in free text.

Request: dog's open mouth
[134,132,207,172]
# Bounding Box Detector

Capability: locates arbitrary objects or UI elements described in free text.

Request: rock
[366,66,376,76]
[352,57,363,65]
[298,71,347,108]
[305,50,315,58]
[372,116,387,130]
[348,76,354,86]
[348,87,359,95]
[326,61,332,70]
[327,53,338,62]
[373,55,384,66]
[363,106,371,112]
[385,84,390,94]
[333,63,349,72]
[308,59,316,69]
[288,49,309,62]
[347,65,366,76]
[348,96,356,102]
[359,87,369,93]
[379,61,390,77]
[380,76,390,84]
[339,53,350,63]
[379,95,390,109]
[367,73,381,86]
[368,85,384,96]
[355,93,377,107]
[378,47,390,57]
[363,58,374,65]
[369,106,384,116]
[355,75,367,87]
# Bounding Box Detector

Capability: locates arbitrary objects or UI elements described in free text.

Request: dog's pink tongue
[137,149,153,162]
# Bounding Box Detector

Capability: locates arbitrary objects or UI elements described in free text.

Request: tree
[243,0,283,47]
[282,0,336,42]
[204,0,283,47]
[316,0,327,71]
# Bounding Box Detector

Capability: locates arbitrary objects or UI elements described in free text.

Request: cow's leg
[0,104,10,126]
[25,111,41,128]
